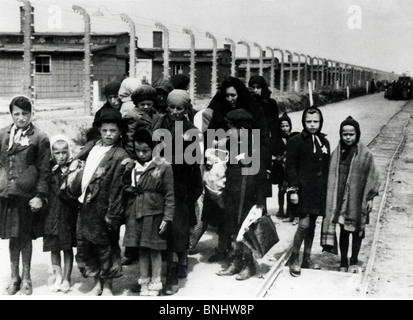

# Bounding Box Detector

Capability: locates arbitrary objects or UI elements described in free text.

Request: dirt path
[366,112,413,299]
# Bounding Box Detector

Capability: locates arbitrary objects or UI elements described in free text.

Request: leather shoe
[289,264,301,277]
[301,259,321,270]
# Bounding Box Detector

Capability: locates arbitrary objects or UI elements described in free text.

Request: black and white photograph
[0,0,412,303]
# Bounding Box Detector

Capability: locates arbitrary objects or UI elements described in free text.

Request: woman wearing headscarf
[159,89,203,295]
[204,77,270,263]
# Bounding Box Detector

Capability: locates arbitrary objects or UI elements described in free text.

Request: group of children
[0,73,381,296]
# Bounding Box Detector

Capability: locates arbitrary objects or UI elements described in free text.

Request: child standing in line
[321,116,380,272]
[122,129,175,296]
[43,135,79,293]
[75,108,130,296]
[0,96,50,295]
[271,113,299,223]
[285,107,330,277]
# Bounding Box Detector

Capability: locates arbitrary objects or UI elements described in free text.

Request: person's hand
[159,221,168,235]
[29,197,43,213]
[366,200,373,212]
[290,193,299,204]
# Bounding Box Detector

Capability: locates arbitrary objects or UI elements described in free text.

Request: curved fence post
[225,38,236,77]
[206,32,218,97]
[285,50,293,93]
[254,42,263,76]
[121,14,136,78]
[73,5,92,114]
[266,46,275,94]
[155,23,170,80]
[274,47,284,93]
[238,40,251,86]
[183,27,196,103]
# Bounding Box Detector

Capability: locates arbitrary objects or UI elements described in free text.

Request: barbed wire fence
[1,0,400,114]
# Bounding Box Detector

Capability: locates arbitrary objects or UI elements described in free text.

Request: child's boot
[20,263,32,295]
[148,278,163,296]
[236,252,256,281]
[217,249,243,276]
[48,265,63,292]
[164,263,179,295]
[138,278,150,296]
[4,261,21,295]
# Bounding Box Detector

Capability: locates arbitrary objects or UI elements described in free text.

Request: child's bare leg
[148,250,163,296]
[59,249,73,293]
[101,278,113,296]
[49,251,63,292]
[88,275,103,296]
[138,248,150,296]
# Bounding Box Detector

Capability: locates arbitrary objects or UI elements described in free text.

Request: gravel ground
[0,92,408,299]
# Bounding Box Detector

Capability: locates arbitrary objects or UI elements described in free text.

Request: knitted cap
[103,81,121,97]
[340,116,361,143]
[167,89,191,109]
[131,85,157,105]
[170,74,190,90]
[224,109,253,129]
[93,108,123,129]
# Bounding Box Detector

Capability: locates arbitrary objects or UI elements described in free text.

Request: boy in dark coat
[75,108,131,296]
[285,107,330,277]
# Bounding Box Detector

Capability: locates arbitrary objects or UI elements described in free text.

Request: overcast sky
[1,0,412,75]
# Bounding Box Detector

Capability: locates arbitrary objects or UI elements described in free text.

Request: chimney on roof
[153,31,163,48]
[20,6,35,34]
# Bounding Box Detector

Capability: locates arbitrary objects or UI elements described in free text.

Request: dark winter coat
[0,124,50,200]
[270,132,299,185]
[76,141,131,245]
[160,116,203,252]
[122,158,175,247]
[286,130,330,216]
[220,135,267,236]
[43,161,79,241]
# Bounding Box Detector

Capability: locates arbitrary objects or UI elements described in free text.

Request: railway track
[257,99,413,298]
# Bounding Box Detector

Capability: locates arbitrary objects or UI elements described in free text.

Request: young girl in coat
[271,113,299,222]
[0,96,50,295]
[321,116,380,272]
[75,108,130,296]
[285,107,330,277]
[122,129,175,296]
[43,135,79,293]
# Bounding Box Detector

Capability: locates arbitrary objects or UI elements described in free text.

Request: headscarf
[50,134,73,171]
[279,112,292,136]
[118,78,142,103]
[167,89,191,109]
[301,107,325,154]
[248,75,271,99]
